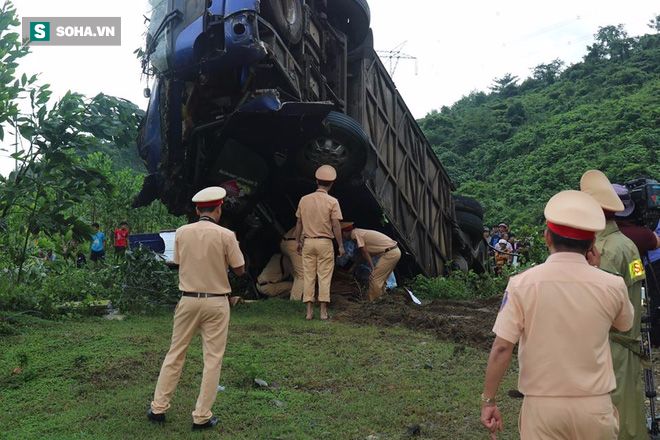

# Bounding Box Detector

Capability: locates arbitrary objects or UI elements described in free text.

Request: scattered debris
[254,378,269,388]
[272,400,286,407]
[103,309,125,321]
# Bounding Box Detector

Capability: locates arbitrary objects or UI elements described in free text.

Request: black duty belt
[182,292,229,298]
[306,236,332,240]
[384,245,399,253]
[258,281,275,286]
[282,237,296,241]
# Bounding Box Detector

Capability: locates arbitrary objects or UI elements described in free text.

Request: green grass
[0,300,521,439]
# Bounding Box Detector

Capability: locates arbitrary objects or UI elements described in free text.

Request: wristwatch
[481,393,496,404]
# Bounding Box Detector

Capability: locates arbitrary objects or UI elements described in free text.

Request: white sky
[2,0,658,176]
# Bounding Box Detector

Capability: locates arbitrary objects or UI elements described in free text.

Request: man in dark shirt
[613,184,660,257]
[614,183,660,348]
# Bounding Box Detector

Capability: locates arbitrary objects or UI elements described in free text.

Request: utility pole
[376,41,418,78]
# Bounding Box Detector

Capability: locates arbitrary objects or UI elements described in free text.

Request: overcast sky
[2,0,658,176]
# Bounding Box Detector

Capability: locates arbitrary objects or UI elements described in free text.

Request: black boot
[192,416,218,431]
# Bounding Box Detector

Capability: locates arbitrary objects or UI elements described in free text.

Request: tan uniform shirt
[295,189,342,238]
[174,220,244,294]
[350,228,397,255]
[493,252,633,397]
[257,254,292,284]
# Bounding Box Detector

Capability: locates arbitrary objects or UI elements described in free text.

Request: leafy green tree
[1,89,143,282]
[489,73,519,97]
[649,15,660,33]
[0,1,29,137]
[0,3,145,281]
[532,59,565,85]
[587,24,636,61]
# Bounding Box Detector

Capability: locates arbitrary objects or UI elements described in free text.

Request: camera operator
[613,184,660,256]
[614,182,660,351]
[581,170,647,440]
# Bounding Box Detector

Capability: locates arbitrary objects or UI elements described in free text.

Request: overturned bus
[135,0,486,278]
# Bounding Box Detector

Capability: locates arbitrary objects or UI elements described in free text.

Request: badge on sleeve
[629,259,645,279]
[499,291,509,312]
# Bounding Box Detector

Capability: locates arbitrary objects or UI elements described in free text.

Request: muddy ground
[331,291,501,351]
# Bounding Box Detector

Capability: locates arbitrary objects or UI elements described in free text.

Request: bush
[106,245,179,315]
[0,246,179,318]
[407,269,509,301]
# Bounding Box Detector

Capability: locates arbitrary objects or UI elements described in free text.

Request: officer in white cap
[148,186,245,431]
[294,165,344,320]
[481,190,633,439]
[580,170,647,440]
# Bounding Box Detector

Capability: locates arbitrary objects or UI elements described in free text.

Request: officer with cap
[147,186,245,431]
[581,170,647,440]
[340,222,401,301]
[295,165,344,320]
[481,190,633,439]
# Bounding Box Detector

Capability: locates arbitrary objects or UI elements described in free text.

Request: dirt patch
[332,292,501,351]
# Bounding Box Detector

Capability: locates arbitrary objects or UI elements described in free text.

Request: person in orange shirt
[295,165,344,320]
[340,222,401,301]
[481,190,634,439]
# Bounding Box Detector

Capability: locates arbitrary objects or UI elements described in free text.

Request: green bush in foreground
[0,246,179,319]
[408,269,509,301]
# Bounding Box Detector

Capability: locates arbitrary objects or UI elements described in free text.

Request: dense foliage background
[419,22,660,229]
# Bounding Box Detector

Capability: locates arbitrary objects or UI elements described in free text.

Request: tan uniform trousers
[302,238,334,303]
[368,247,401,301]
[256,280,294,297]
[151,295,230,425]
[519,395,619,440]
[280,239,304,301]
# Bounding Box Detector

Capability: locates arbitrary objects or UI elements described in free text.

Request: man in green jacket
[581,170,647,439]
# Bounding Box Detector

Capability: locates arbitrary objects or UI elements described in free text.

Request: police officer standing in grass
[481,190,633,439]
[581,170,648,440]
[147,186,245,431]
[294,165,344,320]
[340,222,401,301]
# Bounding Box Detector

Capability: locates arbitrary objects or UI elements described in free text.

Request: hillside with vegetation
[419,22,660,228]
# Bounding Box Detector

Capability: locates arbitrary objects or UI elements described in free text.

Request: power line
[376,41,418,78]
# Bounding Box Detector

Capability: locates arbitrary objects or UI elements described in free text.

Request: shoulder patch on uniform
[629,259,645,279]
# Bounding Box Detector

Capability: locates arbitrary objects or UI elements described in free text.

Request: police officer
[294,165,344,320]
[280,227,304,300]
[340,222,401,301]
[581,170,647,440]
[255,253,294,298]
[147,187,245,431]
[481,190,633,439]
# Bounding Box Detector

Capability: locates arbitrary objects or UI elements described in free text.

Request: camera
[625,178,660,225]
